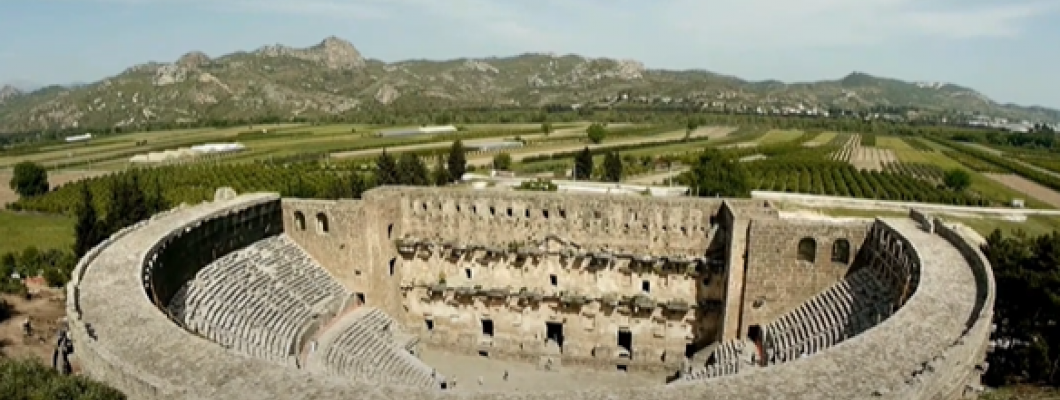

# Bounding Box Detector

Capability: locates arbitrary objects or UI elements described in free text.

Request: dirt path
[0,284,68,366]
[984,173,1060,208]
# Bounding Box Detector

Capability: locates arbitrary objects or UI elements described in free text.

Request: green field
[756,129,804,145]
[875,136,1052,209]
[0,122,574,172]
[0,211,74,255]
[803,131,838,146]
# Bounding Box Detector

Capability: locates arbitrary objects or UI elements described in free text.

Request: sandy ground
[419,348,660,392]
[0,170,109,207]
[984,173,1060,209]
[0,282,69,369]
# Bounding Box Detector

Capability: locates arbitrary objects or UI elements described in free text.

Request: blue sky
[1,0,1059,109]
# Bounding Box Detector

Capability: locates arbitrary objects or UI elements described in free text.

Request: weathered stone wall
[739,219,871,334]
[391,188,724,256]
[282,197,406,318]
[64,190,996,400]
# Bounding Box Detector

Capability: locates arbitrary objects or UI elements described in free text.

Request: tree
[374,150,398,185]
[73,184,103,258]
[587,123,607,144]
[686,118,700,139]
[943,169,972,191]
[397,153,429,186]
[574,147,593,180]
[349,173,369,198]
[541,122,552,136]
[492,153,513,171]
[124,172,149,225]
[432,155,450,186]
[9,161,48,198]
[982,229,1060,386]
[447,140,467,182]
[147,175,168,214]
[688,148,750,197]
[603,152,623,182]
[103,174,148,235]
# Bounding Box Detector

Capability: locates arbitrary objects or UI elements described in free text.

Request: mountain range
[0,36,1057,134]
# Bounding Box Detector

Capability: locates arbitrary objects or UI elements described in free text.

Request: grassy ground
[805,207,1060,237]
[0,211,74,255]
[982,386,1060,400]
[756,129,804,145]
[876,136,1052,209]
[803,131,838,146]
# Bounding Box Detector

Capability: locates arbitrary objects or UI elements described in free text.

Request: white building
[377,125,459,137]
[65,133,93,143]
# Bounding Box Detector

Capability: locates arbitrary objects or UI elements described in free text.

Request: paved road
[752,191,1060,216]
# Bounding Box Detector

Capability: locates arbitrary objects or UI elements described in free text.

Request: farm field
[958,142,1004,156]
[985,173,1060,209]
[830,135,896,171]
[757,130,804,145]
[466,127,735,167]
[0,124,302,170]
[0,211,74,254]
[869,136,1050,208]
[0,169,109,206]
[802,132,838,147]
[0,123,583,172]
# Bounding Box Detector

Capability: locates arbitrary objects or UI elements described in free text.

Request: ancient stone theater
[66,186,995,400]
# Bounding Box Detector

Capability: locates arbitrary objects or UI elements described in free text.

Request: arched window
[831,239,850,263]
[387,223,394,239]
[797,238,816,262]
[294,211,306,231]
[316,213,329,233]
[389,258,397,276]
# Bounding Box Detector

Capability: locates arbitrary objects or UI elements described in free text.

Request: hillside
[0,36,1057,133]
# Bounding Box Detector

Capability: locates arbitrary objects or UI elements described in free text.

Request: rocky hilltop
[0,36,1056,133]
[0,86,22,105]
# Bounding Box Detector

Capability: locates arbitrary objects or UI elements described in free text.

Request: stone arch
[797,237,816,263]
[315,213,329,233]
[294,211,306,231]
[831,239,850,263]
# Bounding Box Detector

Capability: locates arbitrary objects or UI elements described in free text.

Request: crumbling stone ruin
[66,187,994,399]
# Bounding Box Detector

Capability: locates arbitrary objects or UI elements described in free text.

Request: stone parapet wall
[65,189,995,400]
[909,209,934,233]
